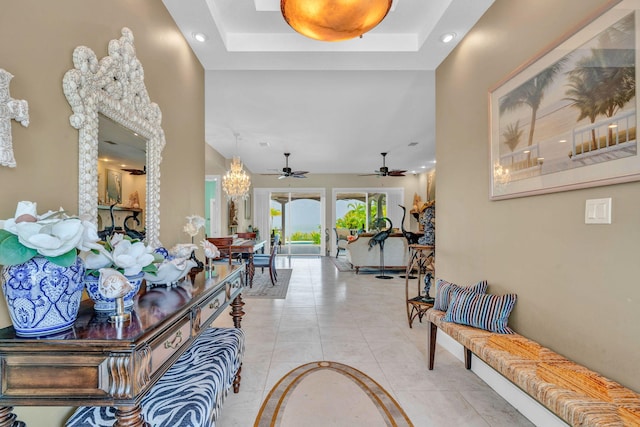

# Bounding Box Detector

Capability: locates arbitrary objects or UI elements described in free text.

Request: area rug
[243,269,292,299]
[327,256,354,272]
[254,361,413,427]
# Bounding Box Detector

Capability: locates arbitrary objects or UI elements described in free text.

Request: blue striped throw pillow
[433,279,488,311]
[444,292,517,334]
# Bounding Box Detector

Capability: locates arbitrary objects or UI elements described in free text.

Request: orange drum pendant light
[281,0,392,42]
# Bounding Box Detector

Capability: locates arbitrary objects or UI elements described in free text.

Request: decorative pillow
[444,292,517,334]
[433,279,488,311]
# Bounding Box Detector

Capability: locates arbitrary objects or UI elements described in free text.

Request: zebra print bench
[66,327,245,427]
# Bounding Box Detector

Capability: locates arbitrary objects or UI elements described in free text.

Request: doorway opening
[269,190,325,256]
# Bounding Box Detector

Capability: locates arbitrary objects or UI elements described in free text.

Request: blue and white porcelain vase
[84,271,143,312]
[1,256,85,337]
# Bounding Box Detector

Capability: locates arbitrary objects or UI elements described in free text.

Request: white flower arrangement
[83,233,160,277]
[0,201,100,267]
[183,215,206,238]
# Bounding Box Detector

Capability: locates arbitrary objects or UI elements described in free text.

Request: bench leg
[428,321,437,370]
[465,348,472,370]
[233,364,242,393]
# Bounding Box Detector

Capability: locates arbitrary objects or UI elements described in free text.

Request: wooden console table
[405,244,435,328]
[0,264,245,427]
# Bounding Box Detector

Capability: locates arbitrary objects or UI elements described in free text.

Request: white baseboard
[436,330,569,427]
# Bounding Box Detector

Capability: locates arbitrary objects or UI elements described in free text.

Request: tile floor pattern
[213,256,534,427]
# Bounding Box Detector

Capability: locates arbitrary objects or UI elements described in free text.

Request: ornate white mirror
[63,28,165,248]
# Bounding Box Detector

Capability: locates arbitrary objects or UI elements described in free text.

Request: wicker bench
[426,309,640,426]
[66,327,245,427]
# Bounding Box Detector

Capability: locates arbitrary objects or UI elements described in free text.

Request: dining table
[228,238,266,287]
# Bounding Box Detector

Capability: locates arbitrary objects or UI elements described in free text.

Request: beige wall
[436,0,640,391]
[0,1,204,423]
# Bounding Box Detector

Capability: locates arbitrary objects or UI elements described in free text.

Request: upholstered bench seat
[66,327,245,427]
[426,309,640,427]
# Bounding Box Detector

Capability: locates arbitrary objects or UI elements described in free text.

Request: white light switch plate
[585,198,611,224]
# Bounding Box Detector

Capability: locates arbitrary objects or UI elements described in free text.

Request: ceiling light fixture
[193,32,208,42]
[281,0,392,42]
[222,133,251,201]
[440,32,456,43]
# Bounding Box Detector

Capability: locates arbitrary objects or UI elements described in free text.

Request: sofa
[345,232,409,273]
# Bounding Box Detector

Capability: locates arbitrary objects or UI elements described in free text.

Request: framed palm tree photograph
[489,0,638,199]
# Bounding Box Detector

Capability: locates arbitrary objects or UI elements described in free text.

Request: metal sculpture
[398,205,421,244]
[368,217,393,279]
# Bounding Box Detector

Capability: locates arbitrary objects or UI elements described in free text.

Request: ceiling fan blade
[122,168,146,175]
[388,170,407,176]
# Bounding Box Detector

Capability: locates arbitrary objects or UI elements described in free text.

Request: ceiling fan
[361,152,407,177]
[121,165,146,175]
[264,153,309,179]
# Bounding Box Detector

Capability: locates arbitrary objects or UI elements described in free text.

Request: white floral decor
[0,201,100,267]
[82,234,159,277]
[184,215,206,242]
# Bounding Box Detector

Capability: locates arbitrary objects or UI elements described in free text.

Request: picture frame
[489,1,638,199]
[106,169,122,204]
[244,194,252,220]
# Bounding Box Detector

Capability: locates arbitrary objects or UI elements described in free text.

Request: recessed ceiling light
[440,33,456,43]
[259,141,270,147]
[193,32,208,43]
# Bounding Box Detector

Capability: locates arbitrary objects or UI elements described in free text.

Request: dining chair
[205,237,237,263]
[253,235,279,286]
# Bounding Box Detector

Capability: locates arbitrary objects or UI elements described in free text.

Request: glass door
[270,190,324,256]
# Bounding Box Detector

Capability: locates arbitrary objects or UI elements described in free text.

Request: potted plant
[82,233,159,311]
[0,201,100,336]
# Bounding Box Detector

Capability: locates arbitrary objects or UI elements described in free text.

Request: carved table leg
[0,407,25,427]
[248,254,255,288]
[230,294,245,328]
[114,405,149,427]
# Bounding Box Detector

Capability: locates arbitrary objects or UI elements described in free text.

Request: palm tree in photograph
[502,120,524,153]
[565,13,635,150]
[565,72,601,149]
[500,58,569,148]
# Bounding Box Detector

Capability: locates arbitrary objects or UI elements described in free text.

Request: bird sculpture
[368,217,393,279]
[399,205,421,245]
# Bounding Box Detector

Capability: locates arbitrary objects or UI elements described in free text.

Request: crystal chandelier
[281,0,392,42]
[222,134,251,201]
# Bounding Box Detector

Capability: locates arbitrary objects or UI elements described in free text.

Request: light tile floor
[213,256,534,427]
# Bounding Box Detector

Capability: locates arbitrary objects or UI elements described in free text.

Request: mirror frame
[63,28,165,248]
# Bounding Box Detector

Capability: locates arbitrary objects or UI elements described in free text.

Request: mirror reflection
[97,114,147,240]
